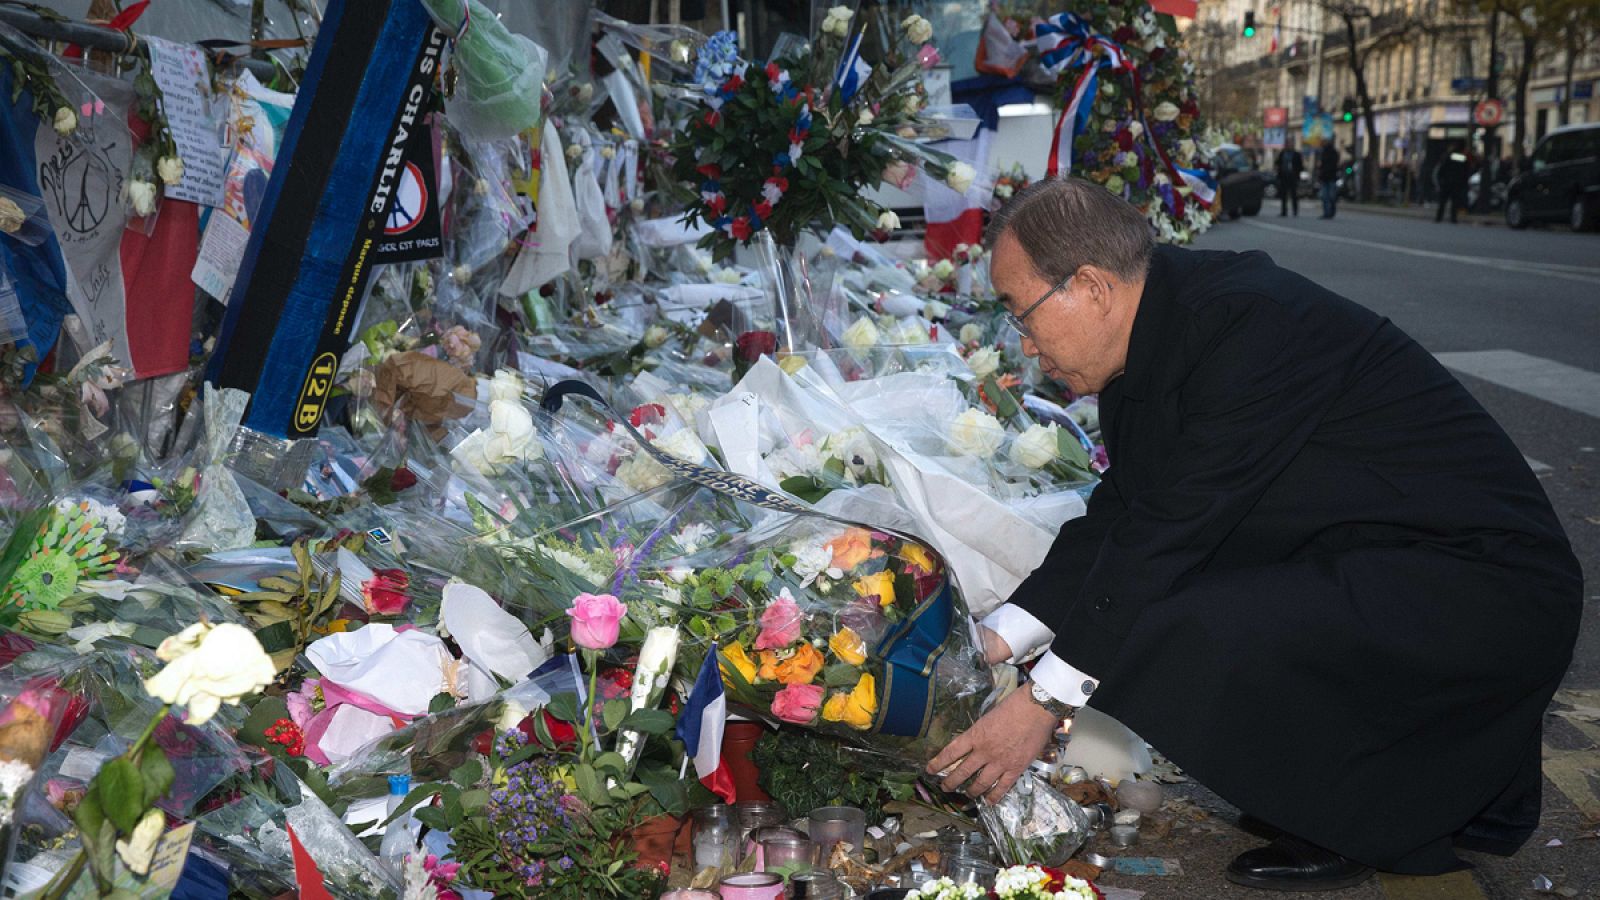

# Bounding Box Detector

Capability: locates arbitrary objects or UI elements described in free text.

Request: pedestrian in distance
[1318,142,1341,219]
[1435,142,1470,223]
[1276,139,1304,217]
[933,177,1580,893]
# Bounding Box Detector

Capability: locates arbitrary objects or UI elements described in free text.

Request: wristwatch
[1027,680,1077,720]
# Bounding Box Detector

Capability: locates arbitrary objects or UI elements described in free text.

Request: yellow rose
[758,643,825,685]
[829,627,867,666]
[899,543,936,575]
[720,644,758,687]
[822,674,878,731]
[853,571,896,609]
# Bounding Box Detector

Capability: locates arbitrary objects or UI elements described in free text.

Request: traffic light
[1340,97,1355,122]
[1243,11,1257,36]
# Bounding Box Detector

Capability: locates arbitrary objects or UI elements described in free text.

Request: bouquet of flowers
[906,863,1102,899]
[668,10,971,259]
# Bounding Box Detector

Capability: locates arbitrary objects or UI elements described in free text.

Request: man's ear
[1078,266,1117,317]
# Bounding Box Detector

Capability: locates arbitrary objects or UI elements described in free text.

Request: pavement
[1080,209,1600,900]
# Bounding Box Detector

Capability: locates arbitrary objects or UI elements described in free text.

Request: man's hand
[978,624,1013,666]
[926,685,1061,804]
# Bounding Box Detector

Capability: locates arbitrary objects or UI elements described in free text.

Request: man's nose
[1020,336,1039,358]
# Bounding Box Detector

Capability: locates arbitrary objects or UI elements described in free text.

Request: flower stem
[583,651,600,764]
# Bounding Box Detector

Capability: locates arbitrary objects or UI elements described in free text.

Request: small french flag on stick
[677,643,737,803]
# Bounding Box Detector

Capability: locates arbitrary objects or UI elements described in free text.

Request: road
[1088,209,1600,900]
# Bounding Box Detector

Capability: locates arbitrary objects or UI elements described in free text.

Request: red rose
[541,710,577,747]
[707,195,728,216]
[362,569,411,616]
[1116,130,1135,151]
[730,217,752,240]
[704,110,722,128]
[389,467,418,492]
[630,403,668,428]
[735,331,778,364]
[1113,26,1136,43]
[697,163,723,179]
[724,74,743,92]
[754,200,773,219]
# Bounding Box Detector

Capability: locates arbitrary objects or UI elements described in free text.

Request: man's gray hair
[983,177,1155,283]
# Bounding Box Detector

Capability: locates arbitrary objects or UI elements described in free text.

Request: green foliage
[752,727,917,824]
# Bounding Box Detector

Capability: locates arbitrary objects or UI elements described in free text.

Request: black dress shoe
[1226,834,1374,892]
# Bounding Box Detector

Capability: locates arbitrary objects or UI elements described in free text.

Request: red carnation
[1116,130,1135,151]
[707,195,728,216]
[724,73,743,92]
[735,330,778,364]
[768,176,790,193]
[754,200,773,219]
[730,217,752,240]
[704,110,722,128]
[1113,25,1137,43]
[765,62,781,82]
[697,163,723,179]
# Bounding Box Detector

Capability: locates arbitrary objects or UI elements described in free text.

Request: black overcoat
[1009,245,1582,873]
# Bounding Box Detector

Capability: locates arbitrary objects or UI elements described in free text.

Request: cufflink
[1081,680,1097,696]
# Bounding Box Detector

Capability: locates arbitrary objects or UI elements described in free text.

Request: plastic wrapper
[977,772,1092,866]
[419,0,546,141]
[0,668,72,878]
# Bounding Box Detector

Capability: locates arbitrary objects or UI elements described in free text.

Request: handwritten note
[144,36,225,207]
[192,212,251,303]
[145,822,197,891]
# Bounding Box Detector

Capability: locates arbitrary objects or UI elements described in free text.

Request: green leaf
[547,692,580,724]
[619,708,675,736]
[574,763,606,806]
[429,692,456,714]
[1057,429,1092,471]
[443,789,463,827]
[593,751,628,775]
[779,475,829,504]
[460,788,489,815]
[252,619,297,653]
[381,784,441,827]
[450,759,483,788]
[138,746,175,807]
[823,663,862,687]
[637,764,690,815]
[93,758,145,834]
[984,376,1020,419]
[414,806,449,833]
[602,698,629,732]
[73,791,105,845]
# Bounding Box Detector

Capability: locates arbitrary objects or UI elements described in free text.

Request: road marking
[1435,350,1600,420]
[1242,220,1600,286]
[1378,870,1488,899]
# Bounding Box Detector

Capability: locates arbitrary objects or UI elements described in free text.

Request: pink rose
[567,593,627,650]
[917,45,942,69]
[882,160,916,190]
[770,683,825,725]
[754,591,804,650]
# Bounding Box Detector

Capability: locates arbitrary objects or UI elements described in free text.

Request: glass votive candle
[789,871,845,898]
[759,834,816,872]
[942,857,999,889]
[719,872,786,899]
[694,820,738,870]
[807,805,867,853]
[661,892,721,900]
[745,825,803,869]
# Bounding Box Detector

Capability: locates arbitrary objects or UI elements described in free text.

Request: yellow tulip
[821,674,878,731]
[829,627,868,666]
[853,571,896,609]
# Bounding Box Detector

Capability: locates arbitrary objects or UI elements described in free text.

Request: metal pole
[0,6,279,79]
[1313,1,1327,115]
[1476,5,1500,211]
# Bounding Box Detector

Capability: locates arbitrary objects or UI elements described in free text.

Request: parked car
[1466,171,1508,211]
[1505,123,1600,231]
[1213,143,1273,219]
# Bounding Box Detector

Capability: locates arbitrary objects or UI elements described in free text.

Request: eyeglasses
[1004,274,1071,338]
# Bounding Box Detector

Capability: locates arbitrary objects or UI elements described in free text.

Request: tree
[1318,1,1429,201]
[1555,0,1600,126]
[1469,0,1586,170]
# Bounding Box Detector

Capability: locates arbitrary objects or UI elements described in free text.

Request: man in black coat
[1275,139,1304,217]
[1318,142,1342,218]
[929,178,1581,891]
[1435,142,1471,223]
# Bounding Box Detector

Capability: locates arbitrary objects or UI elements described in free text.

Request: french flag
[834,31,872,104]
[677,643,736,803]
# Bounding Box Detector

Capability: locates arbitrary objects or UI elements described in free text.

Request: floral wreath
[694,61,813,243]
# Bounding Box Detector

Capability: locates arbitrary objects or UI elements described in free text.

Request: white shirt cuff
[1028,651,1098,708]
[980,603,1055,663]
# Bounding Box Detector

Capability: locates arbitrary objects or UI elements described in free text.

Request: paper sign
[144,822,197,891]
[191,207,250,303]
[144,36,225,206]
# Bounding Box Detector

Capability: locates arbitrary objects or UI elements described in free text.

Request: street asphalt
[1078,208,1600,900]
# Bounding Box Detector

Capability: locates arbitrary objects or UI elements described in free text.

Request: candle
[718,872,785,899]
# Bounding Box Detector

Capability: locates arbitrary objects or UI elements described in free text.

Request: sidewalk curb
[1344,202,1504,229]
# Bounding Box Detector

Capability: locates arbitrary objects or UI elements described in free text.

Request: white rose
[52,106,77,136]
[932,259,956,281]
[632,627,680,705]
[656,428,707,464]
[496,698,529,732]
[822,5,853,36]
[959,323,984,344]
[644,324,670,348]
[1178,138,1197,161]
[841,316,880,351]
[857,108,875,126]
[127,179,157,217]
[902,14,934,44]
[1010,424,1061,469]
[482,399,541,465]
[566,143,584,161]
[966,346,1000,379]
[157,155,185,186]
[1153,101,1180,122]
[947,408,1005,457]
[924,299,951,320]
[994,183,1013,199]
[876,210,900,231]
[487,369,525,403]
[143,623,275,725]
[946,162,976,194]
[889,319,930,345]
[1128,121,1145,140]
